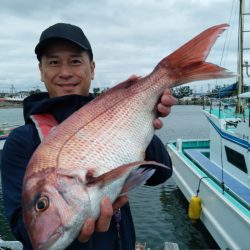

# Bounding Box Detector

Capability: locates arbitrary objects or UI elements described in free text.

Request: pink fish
[22,24,233,250]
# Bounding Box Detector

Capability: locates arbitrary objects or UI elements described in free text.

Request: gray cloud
[0,0,249,93]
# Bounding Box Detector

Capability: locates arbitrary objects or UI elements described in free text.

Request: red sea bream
[22,24,234,250]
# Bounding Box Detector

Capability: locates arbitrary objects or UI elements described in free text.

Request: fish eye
[35,196,49,212]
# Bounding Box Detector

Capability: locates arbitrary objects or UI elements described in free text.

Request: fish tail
[157,23,234,86]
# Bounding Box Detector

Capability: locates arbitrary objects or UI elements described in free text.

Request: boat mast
[236,0,250,113]
[236,0,244,113]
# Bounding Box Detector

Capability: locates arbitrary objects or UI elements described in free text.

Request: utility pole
[236,0,250,113]
[10,84,16,97]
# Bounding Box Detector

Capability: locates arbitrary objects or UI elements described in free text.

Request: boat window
[224,146,248,173]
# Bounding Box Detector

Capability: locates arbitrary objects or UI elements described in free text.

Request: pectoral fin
[120,167,155,195]
[86,160,169,193]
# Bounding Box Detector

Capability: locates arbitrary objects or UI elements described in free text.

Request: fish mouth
[36,231,61,250]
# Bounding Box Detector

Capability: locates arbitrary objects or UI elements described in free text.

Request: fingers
[153,118,163,129]
[77,218,95,243]
[153,89,175,129]
[78,196,128,243]
[78,197,113,243]
[95,197,113,232]
[159,90,176,114]
[162,88,172,96]
[157,102,171,116]
[112,195,128,213]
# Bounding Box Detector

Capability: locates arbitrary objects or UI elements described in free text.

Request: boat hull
[167,139,250,249]
[204,109,250,187]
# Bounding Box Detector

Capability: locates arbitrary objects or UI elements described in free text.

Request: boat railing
[206,97,249,122]
[0,239,23,250]
[0,123,19,137]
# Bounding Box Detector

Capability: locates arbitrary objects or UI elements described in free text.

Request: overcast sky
[0,0,249,93]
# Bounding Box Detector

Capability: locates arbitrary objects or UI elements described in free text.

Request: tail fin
[157,24,235,86]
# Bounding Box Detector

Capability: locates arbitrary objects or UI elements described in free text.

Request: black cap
[35,23,93,61]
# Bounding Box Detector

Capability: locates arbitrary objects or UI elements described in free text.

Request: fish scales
[58,89,156,174]
[30,75,159,176]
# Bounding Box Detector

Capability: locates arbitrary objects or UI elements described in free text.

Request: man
[1,23,175,249]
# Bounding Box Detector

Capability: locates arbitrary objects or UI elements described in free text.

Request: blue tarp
[213,83,238,98]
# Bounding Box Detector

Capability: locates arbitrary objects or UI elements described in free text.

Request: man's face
[39,40,95,98]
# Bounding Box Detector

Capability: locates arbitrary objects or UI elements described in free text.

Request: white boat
[167,1,250,249]
[167,103,249,249]
[3,97,24,103]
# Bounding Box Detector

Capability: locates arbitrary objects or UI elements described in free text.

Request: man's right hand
[77,195,128,243]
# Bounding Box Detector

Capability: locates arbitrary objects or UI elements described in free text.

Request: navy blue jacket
[1,92,172,250]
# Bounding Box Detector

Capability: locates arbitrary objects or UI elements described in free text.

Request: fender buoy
[188,195,202,221]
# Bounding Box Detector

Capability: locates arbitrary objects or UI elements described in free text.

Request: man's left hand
[153,88,175,129]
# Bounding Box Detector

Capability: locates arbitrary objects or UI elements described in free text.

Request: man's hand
[153,89,175,129]
[78,195,128,243]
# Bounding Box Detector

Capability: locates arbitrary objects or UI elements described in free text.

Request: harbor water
[0,105,219,249]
